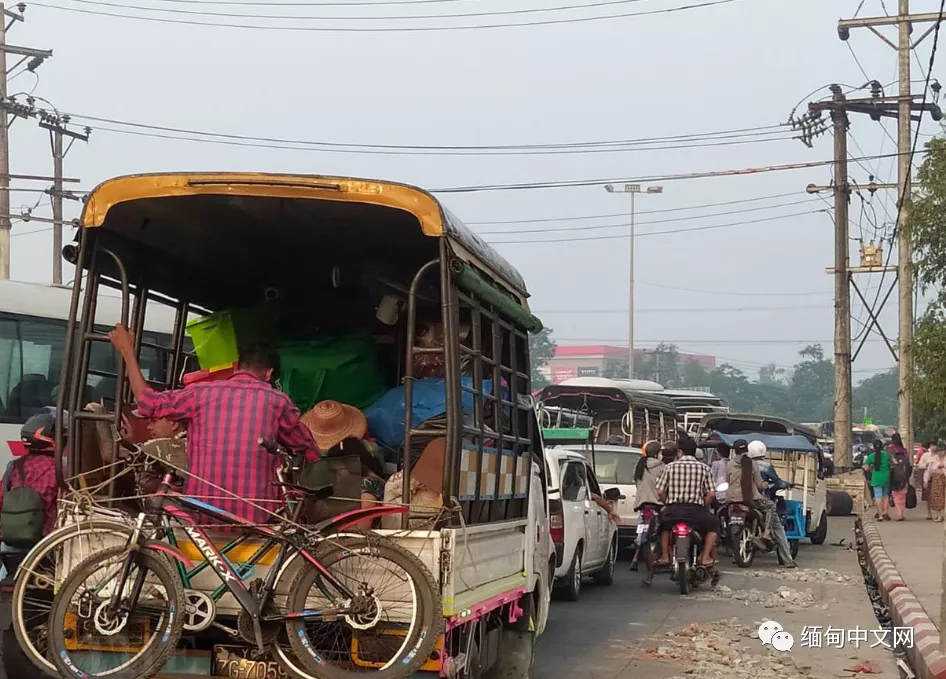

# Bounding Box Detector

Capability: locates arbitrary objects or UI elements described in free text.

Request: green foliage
[529,327,557,389]
[909,136,946,438]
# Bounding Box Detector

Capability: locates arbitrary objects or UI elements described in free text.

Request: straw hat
[301,400,368,450]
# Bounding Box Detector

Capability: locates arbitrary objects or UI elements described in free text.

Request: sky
[2,0,938,383]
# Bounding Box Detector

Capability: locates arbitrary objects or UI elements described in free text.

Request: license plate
[213,646,288,679]
[636,523,647,535]
[729,516,744,524]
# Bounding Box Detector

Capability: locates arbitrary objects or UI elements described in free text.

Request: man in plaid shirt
[654,437,719,567]
[109,324,319,527]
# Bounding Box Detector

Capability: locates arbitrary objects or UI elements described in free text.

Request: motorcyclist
[654,437,719,569]
[748,440,797,568]
[727,439,773,547]
[633,440,665,580]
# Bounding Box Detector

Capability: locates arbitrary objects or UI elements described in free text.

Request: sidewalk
[873,506,945,629]
[864,506,946,678]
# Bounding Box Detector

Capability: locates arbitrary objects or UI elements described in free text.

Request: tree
[785,344,834,421]
[529,327,557,389]
[909,136,946,438]
[679,360,711,389]
[758,363,786,385]
[852,368,898,427]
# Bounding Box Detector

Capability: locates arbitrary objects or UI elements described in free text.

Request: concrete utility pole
[38,113,89,285]
[604,183,663,380]
[831,87,853,472]
[0,2,50,279]
[896,0,915,457]
[837,2,946,463]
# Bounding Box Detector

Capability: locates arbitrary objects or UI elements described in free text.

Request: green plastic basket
[186,309,274,370]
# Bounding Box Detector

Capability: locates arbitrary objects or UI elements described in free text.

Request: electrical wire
[30,0,742,31]
[87,122,797,156]
[56,0,663,21]
[534,304,829,313]
[860,0,946,337]
[467,190,805,225]
[636,280,831,297]
[432,152,908,193]
[475,197,820,235]
[486,208,827,244]
[47,105,789,153]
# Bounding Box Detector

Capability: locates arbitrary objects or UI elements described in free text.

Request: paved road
[534,517,899,679]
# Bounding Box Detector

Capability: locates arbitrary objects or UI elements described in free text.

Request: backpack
[1,458,46,548]
[890,455,909,490]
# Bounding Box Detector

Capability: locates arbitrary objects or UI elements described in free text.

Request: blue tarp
[703,431,820,454]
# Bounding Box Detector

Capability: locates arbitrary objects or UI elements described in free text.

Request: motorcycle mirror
[715,482,729,492]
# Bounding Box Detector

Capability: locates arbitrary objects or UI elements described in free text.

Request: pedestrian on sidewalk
[863,440,892,521]
[924,445,946,522]
[916,442,935,519]
[887,433,912,521]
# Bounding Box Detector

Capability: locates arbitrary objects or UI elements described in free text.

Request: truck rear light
[549,498,564,544]
[673,523,690,537]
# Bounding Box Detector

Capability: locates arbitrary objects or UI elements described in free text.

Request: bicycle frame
[114,475,357,631]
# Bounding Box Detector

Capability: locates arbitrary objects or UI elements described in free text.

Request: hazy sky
[4,0,935,382]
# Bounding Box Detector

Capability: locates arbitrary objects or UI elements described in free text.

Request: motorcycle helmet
[747,440,767,460]
[20,411,57,453]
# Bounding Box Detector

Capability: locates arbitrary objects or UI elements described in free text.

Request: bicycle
[46,438,442,679]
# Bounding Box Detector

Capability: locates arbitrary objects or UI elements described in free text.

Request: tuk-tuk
[697,413,829,546]
[40,172,553,679]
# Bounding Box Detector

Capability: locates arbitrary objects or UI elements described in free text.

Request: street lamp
[603,183,664,380]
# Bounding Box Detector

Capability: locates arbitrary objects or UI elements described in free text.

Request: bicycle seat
[273,482,334,501]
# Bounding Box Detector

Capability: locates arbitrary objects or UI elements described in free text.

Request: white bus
[0,279,178,469]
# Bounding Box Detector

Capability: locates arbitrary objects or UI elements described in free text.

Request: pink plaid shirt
[136,372,319,527]
[0,453,58,537]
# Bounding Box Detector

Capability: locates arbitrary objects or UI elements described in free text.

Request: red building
[543,345,717,385]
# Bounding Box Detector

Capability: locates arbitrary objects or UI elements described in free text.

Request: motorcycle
[666,485,726,595]
[728,486,799,568]
[635,502,662,571]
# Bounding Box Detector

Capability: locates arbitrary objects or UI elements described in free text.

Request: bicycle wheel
[48,545,185,679]
[12,519,133,676]
[283,533,442,679]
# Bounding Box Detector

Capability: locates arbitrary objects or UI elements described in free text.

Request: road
[533,517,899,679]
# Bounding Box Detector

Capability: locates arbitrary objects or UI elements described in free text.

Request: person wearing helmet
[746,440,797,568]
[0,412,61,574]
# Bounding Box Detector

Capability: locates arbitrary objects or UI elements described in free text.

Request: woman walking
[924,446,946,522]
[887,434,911,521]
[916,442,936,519]
[863,440,892,521]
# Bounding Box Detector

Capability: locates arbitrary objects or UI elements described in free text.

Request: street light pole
[605,183,663,380]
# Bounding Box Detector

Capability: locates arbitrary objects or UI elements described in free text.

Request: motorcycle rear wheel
[676,562,690,595]
[731,525,757,568]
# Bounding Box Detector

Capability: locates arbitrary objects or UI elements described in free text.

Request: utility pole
[0,2,50,279]
[831,86,853,472]
[38,112,89,285]
[896,0,915,457]
[837,3,946,463]
[604,183,663,380]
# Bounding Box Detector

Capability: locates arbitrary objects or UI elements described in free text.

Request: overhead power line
[49,106,788,154]
[475,197,820,235]
[636,280,832,297]
[55,0,676,21]
[432,152,908,193]
[488,208,826,244]
[534,303,829,313]
[467,190,805,224]
[31,0,743,31]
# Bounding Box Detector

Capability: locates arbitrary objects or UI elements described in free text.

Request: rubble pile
[719,567,855,585]
[697,584,820,609]
[634,619,815,679]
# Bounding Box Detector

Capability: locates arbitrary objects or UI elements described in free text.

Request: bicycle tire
[48,545,186,679]
[284,533,442,679]
[12,519,134,676]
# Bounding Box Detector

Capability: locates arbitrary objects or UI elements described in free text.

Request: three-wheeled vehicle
[15,172,554,679]
[697,413,829,547]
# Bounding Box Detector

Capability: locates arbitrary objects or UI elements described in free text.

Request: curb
[861,517,946,679]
